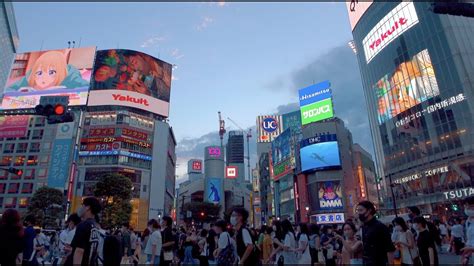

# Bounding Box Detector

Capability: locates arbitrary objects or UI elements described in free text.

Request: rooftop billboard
[298,81,334,125]
[256,115,283,143]
[1,47,96,110]
[87,49,172,117]
[346,1,373,31]
[300,134,341,172]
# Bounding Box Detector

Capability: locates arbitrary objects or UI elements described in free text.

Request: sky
[12,2,372,183]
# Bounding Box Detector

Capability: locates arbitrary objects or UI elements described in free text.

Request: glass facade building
[350,2,474,217]
[0,2,19,90]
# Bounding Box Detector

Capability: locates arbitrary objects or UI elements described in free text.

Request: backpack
[236,228,259,265]
[217,233,237,266]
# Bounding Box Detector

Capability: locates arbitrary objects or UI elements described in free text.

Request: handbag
[164,250,174,261]
[317,249,325,263]
[217,234,236,266]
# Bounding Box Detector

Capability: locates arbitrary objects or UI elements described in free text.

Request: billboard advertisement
[205,146,223,160]
[226,166,238,179]
[0,115,29,138]
[190,160,203,172]
[88,49,172,117]
[346,1,373,31]
[363,2,419,64]
[256,115,283,142]
[298,81,334,125]
[1,47,96,110]
[318,181,343,211]
[48,122,75,189]
[282,110,302,139]
[206,177,223,204]
[375,49,440,124]
[272,129,291,165]
[313,213,345,225]
[300,134,341,172]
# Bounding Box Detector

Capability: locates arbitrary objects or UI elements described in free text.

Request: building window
[35,117,45,127]
[0,170,7,180]
[42,142,52,150]
[0,183,5,193]
[19,197,28,208]
[24,169,35,180]
[27,156,38,166]
[19,130,31,140]
[16,143,28,153]
[3,143,15,154]
[32,129,44,140]
[21,183,34,194]
[8,183,19,194]
[29,143,40,152]
[38,168,47,178]
[0,156,12,167]
[4,197,16,208]
[40,155,49,165]
[14,156,25,167]
[0,197,3,208]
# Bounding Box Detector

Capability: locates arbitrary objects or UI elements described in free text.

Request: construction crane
[227,117,252,182]
[218,111,226,148]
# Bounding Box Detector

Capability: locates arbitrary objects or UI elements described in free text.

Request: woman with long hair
[308,224,321,265]
[335,222,363,265]
[393,217,417,266]
[295,223,311,264]
[268,220,285,265]
[281,219,297,264]
[0,209,24,265]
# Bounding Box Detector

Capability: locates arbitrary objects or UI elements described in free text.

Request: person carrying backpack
[231,207,258,266]
[213,219,236,266]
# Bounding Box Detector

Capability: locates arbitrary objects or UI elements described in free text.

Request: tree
[94,173,133,229]
[27,186,64,228]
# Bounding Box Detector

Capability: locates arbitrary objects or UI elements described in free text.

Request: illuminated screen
[300,141,341,171]
[1,47,96,109]
[375,49,440,124]
[88,49,172,117]
[298,81,334,125]
[206,178,223,204]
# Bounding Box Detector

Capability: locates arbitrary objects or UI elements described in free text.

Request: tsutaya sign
[444,187,474,200]
[362,2,419,63]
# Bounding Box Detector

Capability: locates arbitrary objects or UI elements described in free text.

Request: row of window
[0,129,45,143]
[0,155,49,167]
[0,183,34,194]
[84,113,154,131]
[0,142,49,154]
[79,156,151,169]
[0,168,48,180]
[0,197,30,209]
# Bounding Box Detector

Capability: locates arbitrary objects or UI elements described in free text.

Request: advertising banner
[346,1,373,31]
[48,122,75,189]
[122,127,148,141]
[272,129,291,165]
[89,128,116,137]
[206,177,223,204]
[191,160,203,172]
[0,115,29,138]
[282,110,302,139]
[226,166,238,179]
[1,47,96,110]
[375,49,440,125]
[318,181,344,211]
[363,2,419,63]
[313,213,345,224]
[205,146,224,160]
[298,81,334,125]
[300,134,341,172]
[89,49,172,117]
[272,157,296,181]
[256,115,283,143]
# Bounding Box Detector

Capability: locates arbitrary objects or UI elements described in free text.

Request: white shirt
[144,230,162,256]
[218,232,231,249]
[298,233,311,264]
[452,224,464,239]
[241,228,253,246]
[283,232,297,264]
[439,224,448,235]
[466,219,474,247]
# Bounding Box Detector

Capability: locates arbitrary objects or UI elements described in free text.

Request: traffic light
[35,104,74,124]
[452,204,459,211]
[8,167,23,176]
[200,212,205,217]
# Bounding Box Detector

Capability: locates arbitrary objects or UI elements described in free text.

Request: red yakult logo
[369,17,408,50]
[112,94,149,106]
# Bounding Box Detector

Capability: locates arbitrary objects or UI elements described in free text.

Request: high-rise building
[352,143,380,205]
[347,2,474,216]
[226,130,245,181]
[0,2,19,90]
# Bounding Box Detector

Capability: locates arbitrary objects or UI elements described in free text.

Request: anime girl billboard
[1,47,96,109]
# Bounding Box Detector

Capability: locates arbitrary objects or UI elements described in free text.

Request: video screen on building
[300,140,341,172]
[1,47,96,110]
[88,49,172,117]
[298,81,334,125]
[206,177,223,204]
[375,49,440,124]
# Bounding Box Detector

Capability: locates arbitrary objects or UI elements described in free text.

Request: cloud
[140,36,166,48]
[196,16,214,31]
[288,43,374,155]
[170,48,185,60]
[275,102,299,115]
[263,76,288,91]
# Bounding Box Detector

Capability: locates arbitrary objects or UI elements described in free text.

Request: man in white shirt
[451,217,465,255]
[461,196,474,264]
[231,207,255,266]
[59,213,81,264]
[144,219,162,265]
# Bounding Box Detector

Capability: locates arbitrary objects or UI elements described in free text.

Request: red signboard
[122,128,148,141]
[80,142,120,151]
[0,115,29,138]
[192,161,202,171]
[89,128,115,137]
[80,137,151,148]
[226,166,238,179]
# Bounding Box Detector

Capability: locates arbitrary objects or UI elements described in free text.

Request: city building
[352,143,380,205]
[226,130,245,182]
[0,2,19,90]
[347,1,474,218]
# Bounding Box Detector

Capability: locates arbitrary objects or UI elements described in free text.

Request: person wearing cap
[356,200,395,265]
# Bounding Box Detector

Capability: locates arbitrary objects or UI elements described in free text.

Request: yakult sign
[363,2,419,63]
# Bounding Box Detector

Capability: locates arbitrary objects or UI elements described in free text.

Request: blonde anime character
[6,50,89,92]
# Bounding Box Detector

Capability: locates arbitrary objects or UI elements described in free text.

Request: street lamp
[305,206,310,222]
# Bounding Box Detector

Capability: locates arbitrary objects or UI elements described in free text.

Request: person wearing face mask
[413,216,438,266]
[335,222,363,265]
[392,217,418,266]
[356,200,395,266]
[407,206,442,249]
[294,223,311,264]
[64,197,102,266]
[460,196,474,265]
[320,225,337,266]
[143,219,162,265]
[231,207,257,266]
[268,220,285,265]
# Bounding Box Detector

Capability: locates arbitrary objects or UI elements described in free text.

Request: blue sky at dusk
[13,2,370,181]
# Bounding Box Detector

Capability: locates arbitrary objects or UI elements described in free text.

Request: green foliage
[93,173,133,229]
[27,186,64,228]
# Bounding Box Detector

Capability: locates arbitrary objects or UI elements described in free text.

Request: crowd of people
[1,196,474,265]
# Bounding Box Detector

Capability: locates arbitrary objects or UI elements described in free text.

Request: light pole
[388,174,398,217]
[305,206,310,222]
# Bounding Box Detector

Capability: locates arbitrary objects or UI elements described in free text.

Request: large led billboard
[282,110,302,140]
[362,2,419,64]
[206,177,223,204]
[272,129,291,165]
[88,49,172,117]
[298,81,334,125]
[300,134,341,172]
[256,115,283,143]
[1,47,96,109]
[375,49,440,124]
